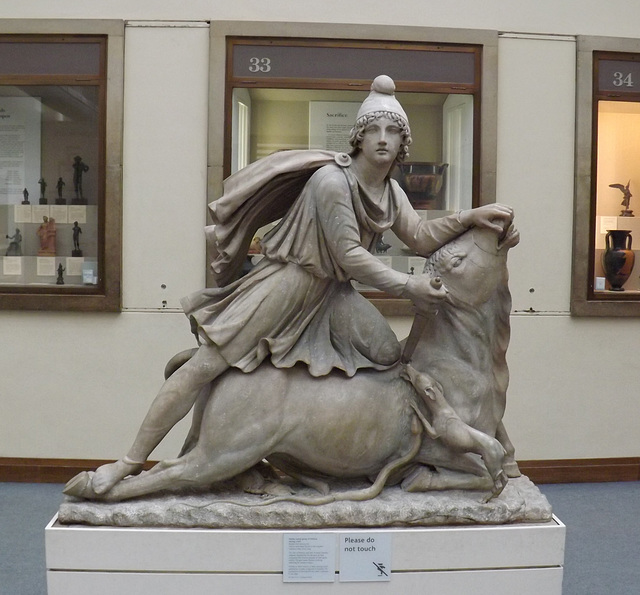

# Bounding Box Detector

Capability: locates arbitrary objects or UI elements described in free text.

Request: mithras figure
[36,216,56,256]
[56,177,66,205]
[72,221,82,256]
[72,156,89,203]
[5,229,22,256]
[38,177,47,204]
[56,263,65,285]
[65,75,520,505]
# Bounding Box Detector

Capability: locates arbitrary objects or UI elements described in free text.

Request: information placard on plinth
[46,515,565,595]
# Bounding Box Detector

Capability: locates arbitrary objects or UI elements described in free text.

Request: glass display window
[0,24,123,311]
[573,40,640,315]
[211,25,498,315]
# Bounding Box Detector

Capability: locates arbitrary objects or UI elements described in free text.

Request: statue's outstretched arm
[390,183,467,256]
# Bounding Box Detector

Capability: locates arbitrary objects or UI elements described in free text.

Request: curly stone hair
[348,111,412,163]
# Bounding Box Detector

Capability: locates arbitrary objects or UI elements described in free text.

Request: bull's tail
[164,347,198,380]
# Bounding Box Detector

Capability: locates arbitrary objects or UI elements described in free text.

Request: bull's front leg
[401,465,494,493]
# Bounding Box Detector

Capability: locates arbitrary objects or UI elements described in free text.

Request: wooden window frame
[209,22,498,316]
[0,20,123,312]
[572,37,640,315]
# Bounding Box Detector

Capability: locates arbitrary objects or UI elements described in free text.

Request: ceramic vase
[602,229,635,291]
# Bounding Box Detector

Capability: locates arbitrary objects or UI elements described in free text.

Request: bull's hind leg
[496,421,521,477]
[67,440,269,501]
[108,445,262,501]
[66,388,287,501]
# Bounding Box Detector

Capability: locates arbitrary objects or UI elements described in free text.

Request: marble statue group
[64,75,521,509]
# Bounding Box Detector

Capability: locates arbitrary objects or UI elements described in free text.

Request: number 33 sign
[248,57,271,73]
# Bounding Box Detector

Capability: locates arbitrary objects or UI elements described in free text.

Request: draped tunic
[182,153,467,377]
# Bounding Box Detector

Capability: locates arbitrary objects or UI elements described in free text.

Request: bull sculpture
[64,223,520,504]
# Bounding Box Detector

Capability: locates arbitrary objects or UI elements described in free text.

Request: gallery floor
[1,481,638,595]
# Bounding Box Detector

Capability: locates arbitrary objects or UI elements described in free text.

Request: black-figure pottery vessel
[602,229,635,291]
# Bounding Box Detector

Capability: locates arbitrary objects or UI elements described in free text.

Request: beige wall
[1,2,640,464]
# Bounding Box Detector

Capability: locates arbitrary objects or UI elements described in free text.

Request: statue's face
[358,116,402,169]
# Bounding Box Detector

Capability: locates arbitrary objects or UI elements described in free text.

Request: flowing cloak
[182,150,467,377]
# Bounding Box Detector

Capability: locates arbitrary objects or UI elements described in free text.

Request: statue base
[58,475,551,528]
[47,484,565,594]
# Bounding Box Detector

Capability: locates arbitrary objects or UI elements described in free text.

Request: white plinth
[46,515,565,594]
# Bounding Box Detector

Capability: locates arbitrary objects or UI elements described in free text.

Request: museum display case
[573,37,640,315]
[0,21,123,311]
[210,24,499,314]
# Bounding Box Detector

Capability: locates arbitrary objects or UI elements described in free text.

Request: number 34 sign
[599,60,640,93]
[613,71,634,87]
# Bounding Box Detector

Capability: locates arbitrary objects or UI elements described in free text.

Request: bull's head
[424,223,518,306]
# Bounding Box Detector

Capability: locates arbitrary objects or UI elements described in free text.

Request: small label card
[68,205,86,224]
[3,256,22,276]
[32,204,50,223]
[339,532,392,582]
[50,204,68,224]
[283,533,336,583]
[66,257,84,277]
[600,216,618,234]
[36,256,56,277]
[14,204,32,223]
